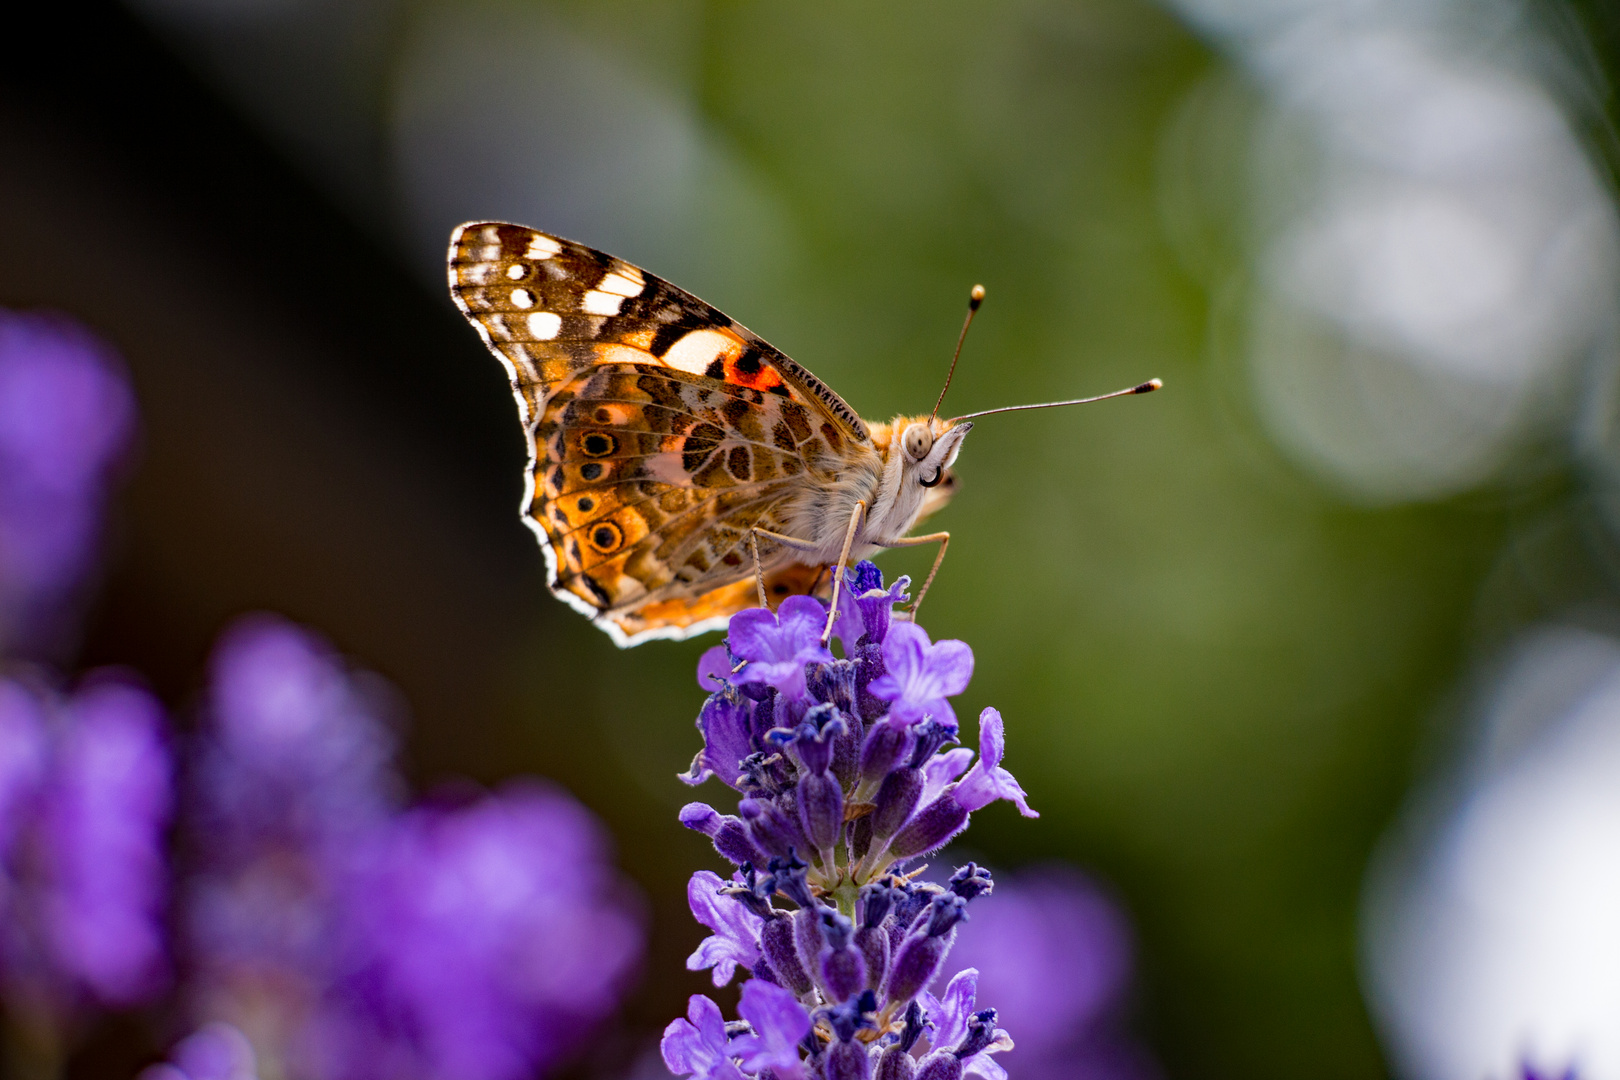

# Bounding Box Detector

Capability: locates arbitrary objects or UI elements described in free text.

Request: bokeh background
[7,0,1620,1077]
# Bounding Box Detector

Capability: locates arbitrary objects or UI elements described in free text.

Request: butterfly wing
[448,222,872,645]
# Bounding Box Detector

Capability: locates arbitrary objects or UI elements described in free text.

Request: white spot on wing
[662,328,736,375]
[582,290,624,316]
[506,264,527,280]
[597,270,644,297]
[527,311,562,340]
[525,235,562,259]
[510,288,535,309]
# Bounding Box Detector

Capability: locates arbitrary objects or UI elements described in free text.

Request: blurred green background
[7,1,1620,1077]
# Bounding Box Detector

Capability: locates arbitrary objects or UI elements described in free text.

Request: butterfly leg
[876,531,950,618]
[822,500,869,645]
[749,530,768,609]
[748,526,821,611]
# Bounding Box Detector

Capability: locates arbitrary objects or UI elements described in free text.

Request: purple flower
[0,310,136,658]
[662,994,747,1080]
[686,870,762,987]
[667,563,1078,1078]
[141,1024,259,1080]
[0,679,47,853]
[729,979,811,1079]
[867,622,973,728]
[729,596,834,702]
[183,615,400,1062]
[0,673,173,1013]
[697,646,734,691]
[831,561,910,653]
[1519,1067,1577,1080]
[37,678,173,1004]
[195,614,399,861]
[953,709,1036,818]
[944,865,1153,1079]
[317,782,645,1080]
[682,692,755,790]
[185,615,646,1080]
[920,969,1012,1078]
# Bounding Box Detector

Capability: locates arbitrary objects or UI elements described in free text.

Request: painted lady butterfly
[448,222,1156,646]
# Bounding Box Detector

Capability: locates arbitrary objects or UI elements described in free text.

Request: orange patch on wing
[723,354,787,393]
[607,561,832,637]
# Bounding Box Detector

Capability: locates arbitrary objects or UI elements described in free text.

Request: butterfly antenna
[930,284,986,426]
[948,378,1162,423]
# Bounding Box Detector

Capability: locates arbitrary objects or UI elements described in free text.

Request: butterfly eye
[902,424,933,461]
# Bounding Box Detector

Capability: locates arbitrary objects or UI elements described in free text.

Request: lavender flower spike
[868,622,973,728]
[0,674,173,1014]
[0,310,137,659]
[953,709,1037,818]
[141,1023,259,1080]
[667,563,1058,1077]
[729,595,834,702]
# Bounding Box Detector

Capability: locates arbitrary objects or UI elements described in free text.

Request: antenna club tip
[968,284,985,309]
[1135,378,1163,394]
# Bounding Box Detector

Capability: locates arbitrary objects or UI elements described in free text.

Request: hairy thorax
[778,414,942,564]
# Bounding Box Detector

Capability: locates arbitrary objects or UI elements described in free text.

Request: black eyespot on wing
[581,432,617,457]
[577,496,594,512]
[589,522,623,553]
[580,462,604,481]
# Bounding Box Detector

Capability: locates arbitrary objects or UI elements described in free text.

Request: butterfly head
[898,416,972,489]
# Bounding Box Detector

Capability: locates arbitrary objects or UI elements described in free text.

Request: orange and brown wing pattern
[447,222,869,645]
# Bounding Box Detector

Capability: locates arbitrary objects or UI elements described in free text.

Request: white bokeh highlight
[1169,0,1620,501]
[1363,626,1620,1080]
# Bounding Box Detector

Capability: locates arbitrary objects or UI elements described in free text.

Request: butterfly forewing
[448,222,874,645]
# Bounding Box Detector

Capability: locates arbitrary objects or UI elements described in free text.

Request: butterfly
[448,222,1158,646]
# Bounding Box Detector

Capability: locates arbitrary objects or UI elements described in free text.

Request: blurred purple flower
[944,865,1155,1080]
[141,1023,259,1080]
[1519,1067,1577,1080]
[315,782,645,1080]
[0,672,172,1015]
[867,621,973,728]
[0,310,136,658]
[183,614,400,1063]
[729,596,833,702]
[181,615,646,1080]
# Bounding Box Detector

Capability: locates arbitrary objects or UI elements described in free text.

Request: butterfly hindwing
[448,222,873,643]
